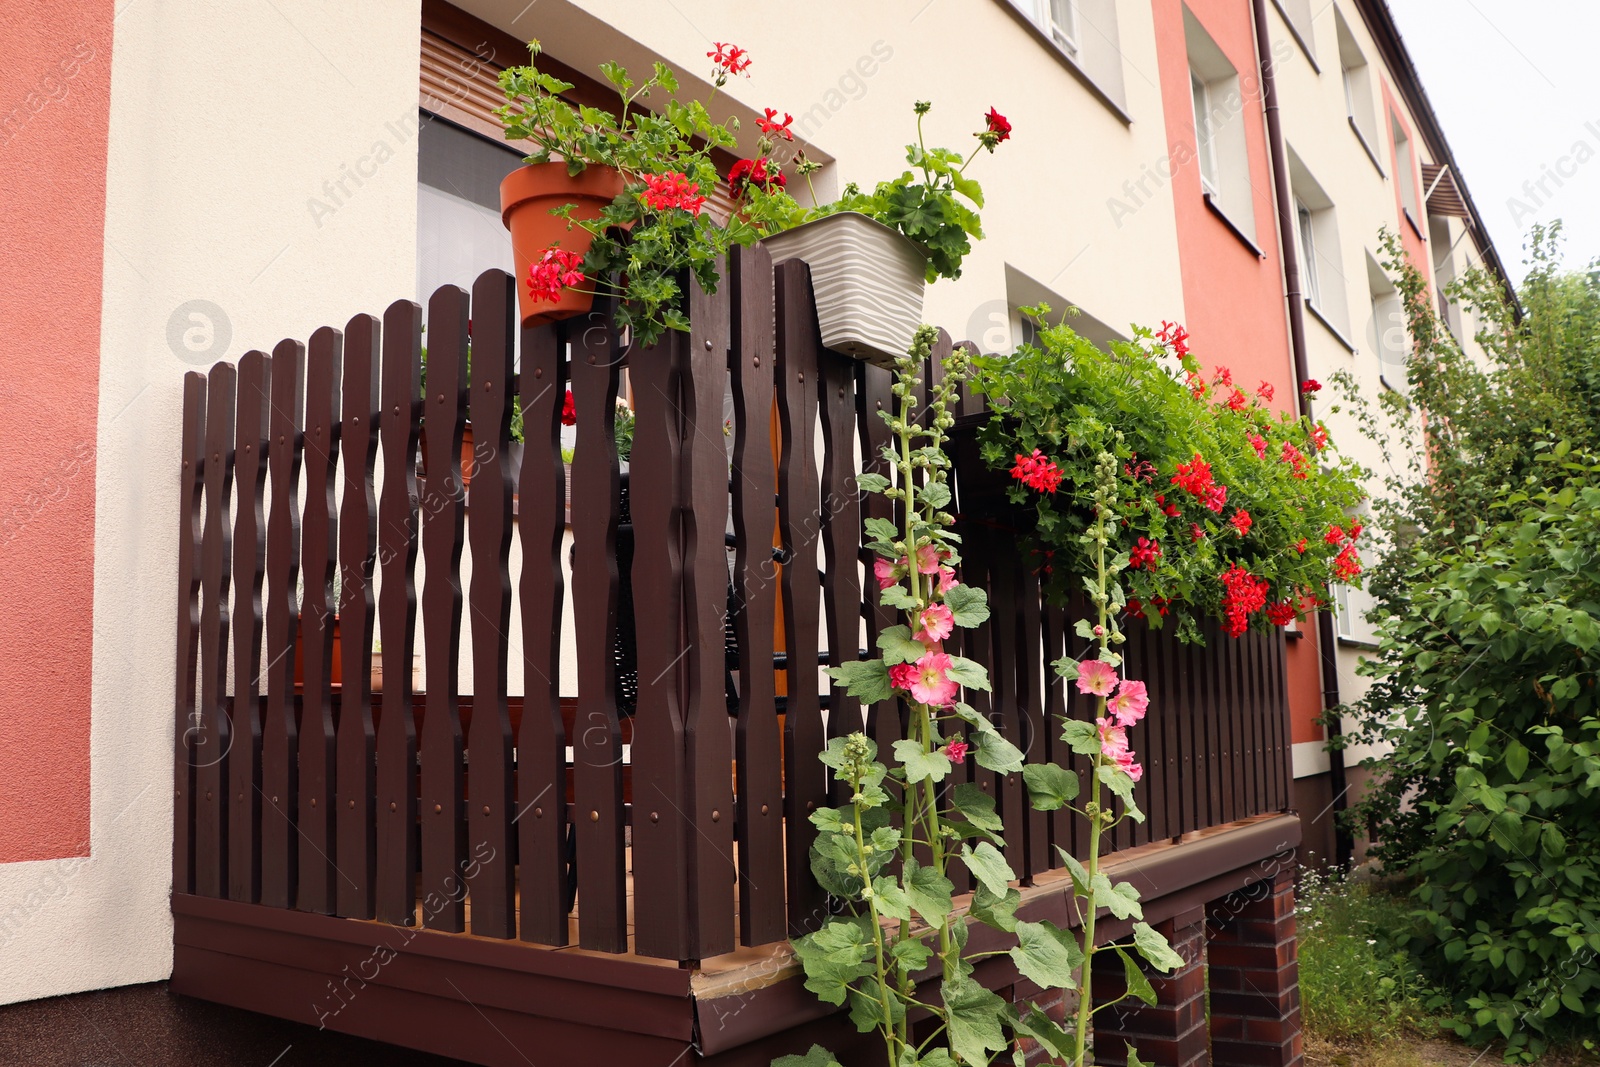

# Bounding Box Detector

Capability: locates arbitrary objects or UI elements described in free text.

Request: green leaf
[920,480,952,509]
[1505,740,1530,782]
[904,858,956,929]
[826,659,891,704]
[1090,873,1144,919]
[877,625,927,666]
[1061,719,1101,756]
[895,739,953,784]
[946,655,992,691]
[970,882,1021,932]
[941,975,1010,1067]
[772,1045,843,1067]
[880,585,918,610]
[848,976,904,1032]
[1126,1045,1152,1067]
[973,729,1025,774]
[1010,920,1085,988]
[1023,762,1080,810]
[961,841,1016,897]
[871,876,911,922]
[951,782,1006,835]
[856,474,891,495]
[1117,946,1158,1006]
[1011,1006,1078,1061]
[945,584,991,628]
[1053,846,1091,895]
[1051,655,1080,682]
[1132,921,1186,972]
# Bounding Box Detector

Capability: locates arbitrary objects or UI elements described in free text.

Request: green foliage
[969,308,1367,642]
[1341,475,1600,1060]
[810,103,993,282]
[1295,869,1442,1046]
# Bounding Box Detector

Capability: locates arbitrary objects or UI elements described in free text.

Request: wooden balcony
[170,248,1304,1065]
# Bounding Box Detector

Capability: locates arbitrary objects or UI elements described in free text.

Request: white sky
[1386,0,1600,280]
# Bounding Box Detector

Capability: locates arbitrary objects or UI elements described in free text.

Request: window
[1191,70,1218,196]
[1335,8,1381,171]
[1272,0,1317,65]
[1430,215,1463,339]
[1046,0,1079,55]
[1288,149,1353,343]
[1367,254,1407,391]
[1003,0,1128,114]
[1391,115,1421,228]
[1184,7,1255,242]
[415,114,523,320]
[1297,199,1319,306]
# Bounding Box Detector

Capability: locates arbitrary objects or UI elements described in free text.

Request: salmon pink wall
[1153,0,1326,746]
[1381,80,1431,282]
[0,4,112,862]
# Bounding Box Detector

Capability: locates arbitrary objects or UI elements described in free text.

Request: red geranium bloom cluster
[1226,388,1248,412]
[1230,509,1253,537]
[729,157,786,196]
[1213,366,1233,387]
[1186,370,1207,399]
[1309,424,1330,452]
[1156,320,1190,358]
[707,42,752,82]
[1171,453,1227,512]
[1294,537,1308,554]
[756,107,794,140]
[1265,601,1297,627]
[1349,523,1364,539]
[1127,596,1171,620]
[1301,378,1322,395]
[561,389,576,427]
[1153,493,1180,518]
[1219,563,1270,638]
[1280,441,1310,479]
[1324,523,1346,545]
[640,171,707,215]
[1011,449,1063,493]
[1124,454,1157,483]
[984,107,1012,141]
[1332,543,1362,581]
[1191,522,1206,542]
[528,248,586,304]
[1257,380,1275,402]
[1129,536,1162,571]
[1248,433,1268,459]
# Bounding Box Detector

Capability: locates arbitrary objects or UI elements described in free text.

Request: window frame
[1045,0,1080,56]
[1296,197,1320,307]
[1190,69,1220,198]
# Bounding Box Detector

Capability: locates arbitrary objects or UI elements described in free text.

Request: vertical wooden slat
[335,314,380,919]
[419,286,469,932]
[173,373,207,897]
[1220,628,1241,825]
[819,347,864,756]
[1242,629,1264,816]
[466,270,518,938]
[856,363,902,760]
[261,342,304,909]
[728,245,784,947]
[775,261,827,934]
[516,321,568,945]
[1019,565,1049,878]
[228,350,271,903]
[627,327,689,960]
[989,542,1028,872]
[1205,620,1226,830]
[1041,600,1070,859]
[298,327,342,915]
[195,362,236,898]
[1177,632,1200,835]
[1131,623,1159,846]
[569,302,627,952]
[959,528,999,872]
[1275,633,1292,811]
[376,300,423,927]
[1159,626,1182,837]
[683,269,737,961]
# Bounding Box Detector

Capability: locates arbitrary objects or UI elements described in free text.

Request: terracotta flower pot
[500,162,626,327]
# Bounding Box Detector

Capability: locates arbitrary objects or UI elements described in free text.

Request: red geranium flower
[1266,601,1297,627]
[1226,388,1248,412]
[985,107,1012,141]
[1156,320,1190,358]
[640,171,707,215]
[1332,543,1362,581]
[561,389,576,427]
[1301,379,1322,395]
[729,157,786,196]
[756,107,795,141]
[1213,365,1233,387]
[528,248,586,304]
[707,42,752,82]
[1325,524,1345,545]
[1230,510,1253,537]
[1010,449,1063,493]
[1257,380,1275,402]
[1129,536,1163,571]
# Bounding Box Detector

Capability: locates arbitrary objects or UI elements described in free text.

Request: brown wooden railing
[172,248,1291,964]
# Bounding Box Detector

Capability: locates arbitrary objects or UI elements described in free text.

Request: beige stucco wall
[0,0,422,1005]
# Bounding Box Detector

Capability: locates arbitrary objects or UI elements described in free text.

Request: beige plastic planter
[761,211,927,367]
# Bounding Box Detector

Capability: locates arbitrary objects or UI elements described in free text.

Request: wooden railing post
[195,361,236,899]
[173,372,207,898]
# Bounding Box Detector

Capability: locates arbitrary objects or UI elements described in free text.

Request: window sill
[1403,207,1426,241]
[1348,117,1385,178]
[1203,192,1265,259]
[1336,634,1380,650]
[993,0,1132,126]
[1270,0,1319,72]
[1305,299,1357,353]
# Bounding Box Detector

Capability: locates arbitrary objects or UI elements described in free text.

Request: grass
[1296,867,1441,1046]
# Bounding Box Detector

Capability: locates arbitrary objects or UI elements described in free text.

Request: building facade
[1,0,1505,1034]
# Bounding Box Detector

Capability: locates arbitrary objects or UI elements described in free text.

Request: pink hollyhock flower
[916,603,955,645]
[937,566,958,594]
[1107,679,1149,726]
[1075,658,1118,697]
[874,556,903,591]
[944,738,970,762]
[888,661,918,692]
[1121,757,1144,782]
[911,651,959,707]
[915,544,945,575]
